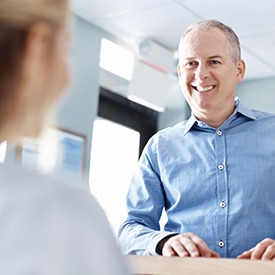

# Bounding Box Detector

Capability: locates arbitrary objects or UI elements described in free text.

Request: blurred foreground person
[0,0,129,274]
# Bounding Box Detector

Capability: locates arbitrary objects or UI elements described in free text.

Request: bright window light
[99,38,134,81]
[89,118,140,235]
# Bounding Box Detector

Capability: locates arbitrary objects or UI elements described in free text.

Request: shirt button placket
[215,127,228,257]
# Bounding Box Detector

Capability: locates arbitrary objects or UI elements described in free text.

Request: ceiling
[72,0,275,81]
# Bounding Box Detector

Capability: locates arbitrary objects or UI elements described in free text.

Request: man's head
[179,20,241,64]
[177,19,245,128]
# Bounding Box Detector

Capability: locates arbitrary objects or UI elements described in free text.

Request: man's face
[177,27,245,123]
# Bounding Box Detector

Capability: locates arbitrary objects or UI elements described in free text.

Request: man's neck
[194,105,236,129]
[197,116,228,129]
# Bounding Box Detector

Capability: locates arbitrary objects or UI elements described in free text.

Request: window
[89,118,140,234]
[97,87,157,156]
[89,88,158,234]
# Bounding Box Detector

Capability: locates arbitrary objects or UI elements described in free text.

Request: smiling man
[178,24,245,129]
[118,20,275,260]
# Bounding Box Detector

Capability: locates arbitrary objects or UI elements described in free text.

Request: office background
[3,0,275,233]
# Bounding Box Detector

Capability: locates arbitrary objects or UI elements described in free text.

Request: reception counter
[126,255,275,275]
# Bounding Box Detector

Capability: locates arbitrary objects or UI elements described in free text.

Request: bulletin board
[17,127,86,181]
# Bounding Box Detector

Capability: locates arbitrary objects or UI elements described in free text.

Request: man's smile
[191,85,216,92]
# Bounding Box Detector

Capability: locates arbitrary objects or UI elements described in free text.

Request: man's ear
[236,59,246,83]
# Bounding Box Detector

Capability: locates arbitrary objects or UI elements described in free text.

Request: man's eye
[209,60,221,65]
[184,61,198,68]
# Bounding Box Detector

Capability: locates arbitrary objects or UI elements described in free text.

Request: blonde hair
[0,0,68,29]
[0,0,68,132]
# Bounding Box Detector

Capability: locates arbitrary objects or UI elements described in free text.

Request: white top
[0,163,129,275]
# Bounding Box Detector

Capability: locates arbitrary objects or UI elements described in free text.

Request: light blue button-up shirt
[118,100,275,258]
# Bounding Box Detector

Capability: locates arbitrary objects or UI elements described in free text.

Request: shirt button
[220,201,226,208]
[217,130,222,136]
[198,122,203,127]
[219,241,225,248]
[218,164,224,171]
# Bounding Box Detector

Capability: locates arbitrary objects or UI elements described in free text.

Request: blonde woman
[0,1,129,274]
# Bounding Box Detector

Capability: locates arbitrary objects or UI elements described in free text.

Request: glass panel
[89,118,140,235]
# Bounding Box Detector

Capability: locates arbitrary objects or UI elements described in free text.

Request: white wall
[237,77,275,113]
[157,76,189,130]
[158,76,275,130]
[55,17,103,182]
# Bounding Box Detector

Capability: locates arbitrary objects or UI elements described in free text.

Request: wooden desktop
[126,255,275,275]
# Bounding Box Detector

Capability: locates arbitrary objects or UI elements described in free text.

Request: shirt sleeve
[118,136,177,255]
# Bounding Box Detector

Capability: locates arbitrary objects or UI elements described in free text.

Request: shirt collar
[183,97,256,136]
[183,115,197,136]
[233,97,256,120]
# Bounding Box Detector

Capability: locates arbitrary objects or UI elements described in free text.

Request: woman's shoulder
[0,163,129,274]
[0,162,101,214]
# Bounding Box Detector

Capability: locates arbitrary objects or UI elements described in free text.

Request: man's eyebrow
[182,57,196,61]
[208,55,223,59]
[182,55,223,60]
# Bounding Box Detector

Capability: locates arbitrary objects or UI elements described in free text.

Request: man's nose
[195,64,209,81]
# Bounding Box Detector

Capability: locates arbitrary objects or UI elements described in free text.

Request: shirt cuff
[147,231,178,256]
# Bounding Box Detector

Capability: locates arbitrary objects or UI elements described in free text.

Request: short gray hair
[179,19,241,64]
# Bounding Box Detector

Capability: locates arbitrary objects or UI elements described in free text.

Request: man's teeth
[194,85,215,92]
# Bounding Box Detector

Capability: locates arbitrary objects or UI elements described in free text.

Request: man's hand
[162,233,220,258]
[237,238,275,260]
